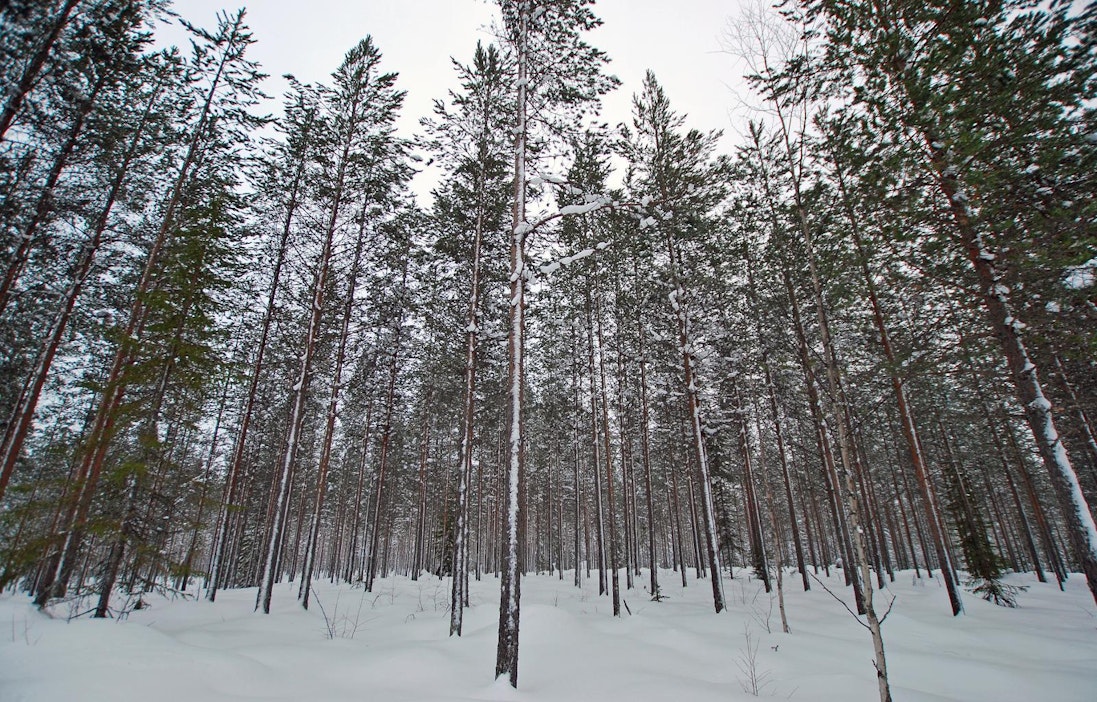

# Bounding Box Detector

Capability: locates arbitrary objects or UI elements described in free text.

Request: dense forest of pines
[1,1,1095,699]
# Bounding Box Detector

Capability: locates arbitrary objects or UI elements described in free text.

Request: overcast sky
[158,1,759,200]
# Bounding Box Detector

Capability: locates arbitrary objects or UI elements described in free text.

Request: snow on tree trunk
[594,291,621,616]
[451,173,486,635]
[255,221,333,613]
[495,4,527,685]
[207,100,315,602]
[780,111,893,695]
[636,318,660,599]
[667,250,724,612]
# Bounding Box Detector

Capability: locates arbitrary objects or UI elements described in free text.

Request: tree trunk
[594,290,621,616]
[734,380,770,592]
[365,296,408,592]
[831,148,961,614]
[801,195,892,702]
[665,233,723,613]
[451,160,487,632]
[497,9,529,681]
[0,71,105,317]
[637,316,660,599]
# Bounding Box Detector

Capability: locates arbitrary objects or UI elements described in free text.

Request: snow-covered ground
[2,568,1094,701]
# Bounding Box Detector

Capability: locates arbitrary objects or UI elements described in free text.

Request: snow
[558,248,594,267]
[4,570,1093,701]
[1029,395,1052,411]
[528,174,567,187]
[558,198,608,217]
[1063,258,1096,290]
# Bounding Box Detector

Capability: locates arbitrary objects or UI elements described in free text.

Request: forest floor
[1,567,1095,701]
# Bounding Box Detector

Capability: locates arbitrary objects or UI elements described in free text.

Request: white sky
[159,0,759,201]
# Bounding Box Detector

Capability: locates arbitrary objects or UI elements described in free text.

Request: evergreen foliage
[0,2,1094,698]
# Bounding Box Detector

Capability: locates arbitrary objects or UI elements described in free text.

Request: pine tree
[941,424,1020,607]
[256,35,406,613]
[620,70,729,613]
[32,8,265,608]
[494,0,616,686]
[206,78,321,602]
[422,39,514,636]
[0,2,169,505]
[0,0,81,142]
